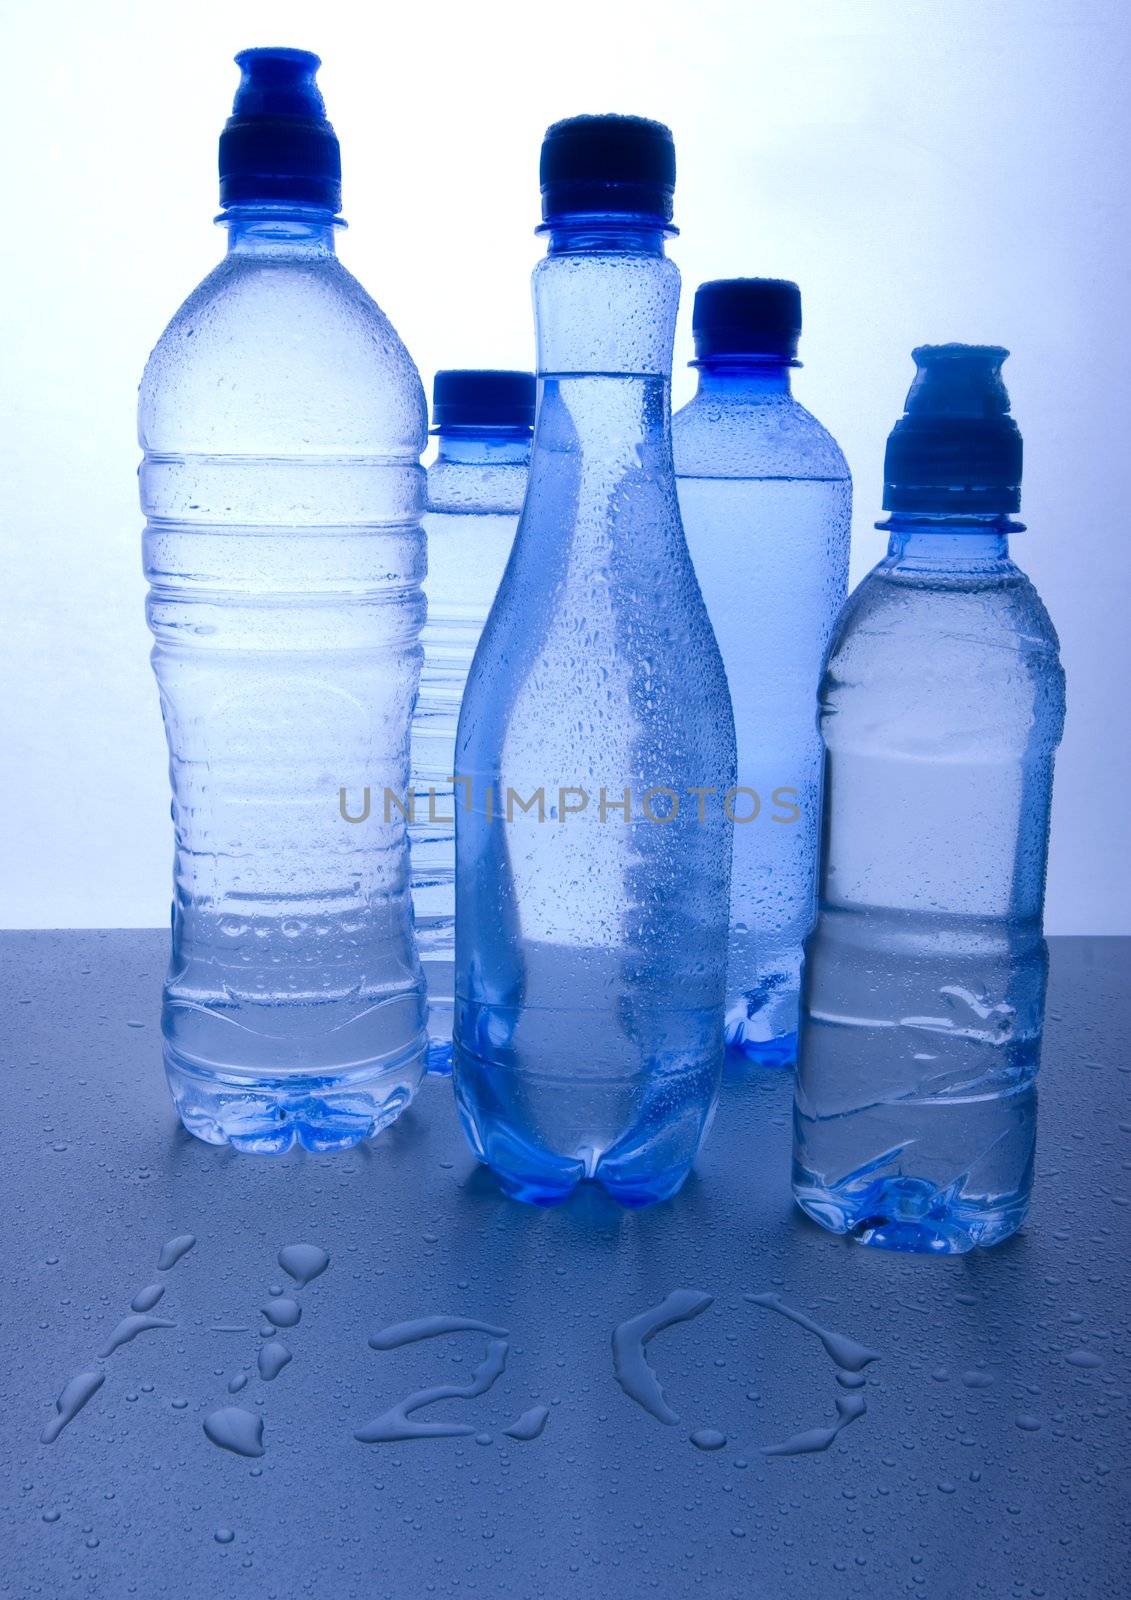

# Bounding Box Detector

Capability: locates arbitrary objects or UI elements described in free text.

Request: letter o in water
[724,787,761,823]
[643,787,680,824]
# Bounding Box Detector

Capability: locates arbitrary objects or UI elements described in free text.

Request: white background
[1,0,1128,930]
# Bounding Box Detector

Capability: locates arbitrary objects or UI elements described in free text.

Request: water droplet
[504,1405,550,1441]
[1065,1349,1102,1369]
[42,1509,61,1524]
[228,1372,248,1394]
[763,1394,867,1458]
[261,1298,301,1330]
[214,1527,235,1545]
[355,1339,509,1443]
[690,1428,726,1451]
[203,1407,264,1458]
[41,1370,104,1444]
[277,1243,329,1286]
[1015,1414,1043,1431]
[97,1313,175,1358]
[612,1289,714,1425]
[258,1341,291,1381]
[367,1315,509,1351]
[745,1292,880,1372]
[157,1234,195,1271]
[130,1283,165,1314]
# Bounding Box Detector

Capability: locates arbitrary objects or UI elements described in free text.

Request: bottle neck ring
[220,204,342,254]
[693,360,794,396]
[539,214,674,256]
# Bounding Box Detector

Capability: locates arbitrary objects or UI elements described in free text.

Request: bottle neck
[434,430,532,466]
[222,204,340,258]
[534,215,679,379]
[693,361,793,398]
[879,511,1020,565]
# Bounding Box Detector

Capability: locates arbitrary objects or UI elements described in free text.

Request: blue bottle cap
[692,279,802,364]
[539,114,675,224]
[431,370,536,432]
[883,345,1022,514]
[219,49,341,213]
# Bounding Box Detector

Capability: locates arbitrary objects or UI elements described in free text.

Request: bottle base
[792,1168,1029,1254]
[452,1051,711,1209]
[478,1152,695,1210]
[725,1030,797,1072]
[164,1044,425,1155]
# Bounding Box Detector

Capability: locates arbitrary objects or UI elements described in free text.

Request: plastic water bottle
[412,371,534,1074]
[140,49,429,1152]
[793,345,1065,1252]
[452,115,736,1207]
[673,280,850,1067]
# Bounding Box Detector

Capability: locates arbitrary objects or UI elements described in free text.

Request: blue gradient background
[1,0,1127,930]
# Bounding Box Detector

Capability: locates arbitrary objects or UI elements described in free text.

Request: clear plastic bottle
[794,346,1065,1252]
[452,115,736,1207]
[673,280,851,1067]
[413,371,534,1074]
[140,49,428,1152]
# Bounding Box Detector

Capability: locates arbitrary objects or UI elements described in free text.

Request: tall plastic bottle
[673,279,851,1067]
[452,115,736,1207]
[412,370,534,1074]
[139,50,429,1152]
[794,346,1065,1252]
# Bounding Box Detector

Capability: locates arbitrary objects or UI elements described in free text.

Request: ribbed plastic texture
[141,86,427,1152]
[794,351,1065,1253]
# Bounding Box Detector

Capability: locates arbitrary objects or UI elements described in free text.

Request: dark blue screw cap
[219,49,341,213]
[883,345,1022,514]
[431,371,537,433]
[692,278,802,364]
[540,115,675,225]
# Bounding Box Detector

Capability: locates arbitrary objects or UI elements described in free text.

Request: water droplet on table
[277,1243,329,1286]
[41,1370,104,1444]
[97,1313,175,1359]
[355,1338,509,1443]
[612,1289,714,1426]
[368,1315,509,1351]
[258,1341,291,1381]
[157,1234,196,1271]
[261,1297,301,1329]
[745,1292,880,1372]
[504,1405,550,1441]
[203,1407,264,1457]
[763,1394,867,1458]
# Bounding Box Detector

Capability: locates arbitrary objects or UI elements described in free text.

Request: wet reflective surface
[2,932,1127,1598]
